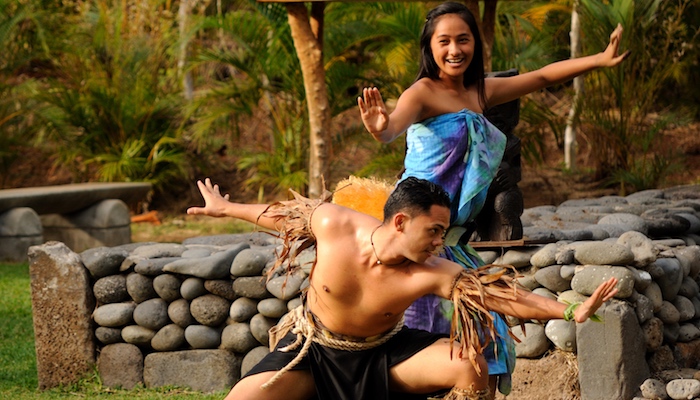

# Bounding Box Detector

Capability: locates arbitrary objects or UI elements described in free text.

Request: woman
[357,2,629,395]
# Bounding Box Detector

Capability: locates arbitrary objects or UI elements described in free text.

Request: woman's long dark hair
[415,2,487,111]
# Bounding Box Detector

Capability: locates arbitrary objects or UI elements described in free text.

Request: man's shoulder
[312,203,375,232]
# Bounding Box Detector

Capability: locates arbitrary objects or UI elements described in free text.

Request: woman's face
[429,13,475,79]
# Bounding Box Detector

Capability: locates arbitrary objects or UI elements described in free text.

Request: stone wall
[28,186,700,399]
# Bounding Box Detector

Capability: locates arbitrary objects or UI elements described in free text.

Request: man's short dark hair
[383,177,451,222]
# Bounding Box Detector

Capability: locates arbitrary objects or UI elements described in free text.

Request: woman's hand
[574,277,619,323]
[597,24,631,68]
[358,87,390,136]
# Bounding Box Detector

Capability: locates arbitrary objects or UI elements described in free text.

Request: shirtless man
[187,177,618,400]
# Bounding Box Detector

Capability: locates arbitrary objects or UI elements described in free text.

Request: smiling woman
[357,1,630,396]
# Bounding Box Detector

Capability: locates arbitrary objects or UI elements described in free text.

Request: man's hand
[358,87,390,135]
[597,24,631,68]
[574,277,619,323]
[186,178,231,218]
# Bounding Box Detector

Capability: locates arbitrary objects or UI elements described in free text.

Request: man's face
[401,204,450,263]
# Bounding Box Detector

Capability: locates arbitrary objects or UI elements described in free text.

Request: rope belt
[261,305,404,389]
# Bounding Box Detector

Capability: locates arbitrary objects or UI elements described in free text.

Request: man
[187,177,618,400]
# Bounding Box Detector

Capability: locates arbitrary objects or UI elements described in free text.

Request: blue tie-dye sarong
[399,109,515,395]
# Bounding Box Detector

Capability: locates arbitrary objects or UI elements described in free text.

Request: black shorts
[246,326,448,400]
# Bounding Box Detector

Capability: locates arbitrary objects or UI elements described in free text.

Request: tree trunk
[178,0,194,101]
[285,3,331,198]
[463,0,497,72]
[564,2,582,170]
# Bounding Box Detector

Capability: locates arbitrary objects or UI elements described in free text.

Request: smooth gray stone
[639,378,668,400]
[294,247,317,275]
[95,327,123,345]
[126,273,157,303]
[132,243,187,258]
[190,294,230,327]
[627,267,652,292]
[516,270,540,291]
[555,248,576,265]
[560,265,576,280]
[522,227,563,242]
[121,325,155,345]
[598,213,648,235]
[250,313,277,346]
[560,229,594,241]
[666,379,700,400]
[98,343,144,390]
[163,243,249,279]
[641,317,664,352]
[657,301,681,324]
[679,276,700,300]
[574,242,635,266]
[677,212,700,233]
[143,350,240,393]
[673,246,700,279]
[180,247,214,258]
[182,231,277,247]
[571,265,635,298]
[495,248,538,268]
[476,250,498,265]
[81,247,129,278]
[134,257,181,276]
[233,277,271,300]
[654,258,684,301]
[267,273,304,301]
[677,323,700,342]
[643,282,664,312]
[93,302,136,327]
[257,298,287,318]
[545,319,576,352]
[184,325,221,349]
[534,265,571,293]
[151,324,186,352]
[221,323,258,353]
[692,296,700,319]
[153,274,182,302]
[204,279,238,301]
[673,296,696,321]
[94,275,129,304]
[591,224,628,239]
[646,215,691,237]
[511,323,549,358]
[167,299,195,328]
[663,322,681,343]
[617,231,658,267]
[626,189,665,202]
[532,287,557,301]
[288,297,302,311]
[230,297,259,323]
[530,243,557,268]
[180,277,207,300]
[631,292,654,324]
[230,248,270,277]
[133,298,169,331]
[241,346,270,377]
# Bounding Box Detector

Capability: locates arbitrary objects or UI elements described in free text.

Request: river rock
[190,294,230,326]
[94,275,129,304]
[152,274,182,302]
[221,323,259,353]
[151,324,186,351]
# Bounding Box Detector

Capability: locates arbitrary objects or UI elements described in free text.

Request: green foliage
[28,0,191,191]
[578,0,694,190]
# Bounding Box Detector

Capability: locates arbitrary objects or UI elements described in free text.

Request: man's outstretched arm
[485,277,619,323]
[186,178,281,231]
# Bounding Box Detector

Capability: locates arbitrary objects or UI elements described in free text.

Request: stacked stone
[478,187,700,400]
[81,232,312,393]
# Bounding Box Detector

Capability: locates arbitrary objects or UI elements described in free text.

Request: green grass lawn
[0,263,226,399]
